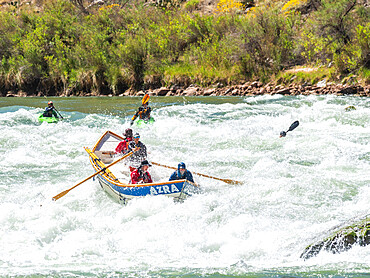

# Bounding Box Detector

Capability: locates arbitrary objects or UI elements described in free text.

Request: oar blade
[52,190,69,201]
[52,149,134,201]
[288,120,299,132]
[223,179,243,185]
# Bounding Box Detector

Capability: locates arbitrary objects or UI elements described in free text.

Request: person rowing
[115,128,133,155]
[130,94,152,126]
[127,132,148,169]
[169,162,194,183]
[43,101,59,118]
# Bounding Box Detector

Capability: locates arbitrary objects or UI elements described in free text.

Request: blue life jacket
[43,107,58,118]
[169,169,194,183]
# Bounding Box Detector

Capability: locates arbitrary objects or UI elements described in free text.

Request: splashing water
[0,95,369,277]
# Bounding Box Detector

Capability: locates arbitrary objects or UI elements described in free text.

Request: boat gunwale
[87,131,192,188]
[90,156,189,188]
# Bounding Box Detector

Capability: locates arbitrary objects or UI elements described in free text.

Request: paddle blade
[288,120,299,132]
[142,94,150,104]
[52,189,70,201]
[223,179,243,185]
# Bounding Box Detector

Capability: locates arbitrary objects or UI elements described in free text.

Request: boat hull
[96,173,195,205]
[38,114,59,123]
[87,131,199,204]
[135,117,155,127]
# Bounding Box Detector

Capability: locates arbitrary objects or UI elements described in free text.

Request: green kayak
[135,117,155,127]
[38,114,59,123]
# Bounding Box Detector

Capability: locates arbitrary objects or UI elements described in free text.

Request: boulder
[336,86,359,95]
[155,87,170,96]
[301,216,370,260]
[183,87,198,96]
[203,88,215,96]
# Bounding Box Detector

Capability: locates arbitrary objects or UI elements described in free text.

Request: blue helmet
[178,162,186,169]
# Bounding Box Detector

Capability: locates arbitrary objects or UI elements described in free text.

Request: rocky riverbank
[4,82,370,97]
[142,82,370,97]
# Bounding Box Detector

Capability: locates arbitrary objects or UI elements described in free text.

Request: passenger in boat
[42,101,59,118]
[127,132,148,168]
[130,98,152,126]
[115,128,133,154]
[130,160,153,184]
[169,162,194,183]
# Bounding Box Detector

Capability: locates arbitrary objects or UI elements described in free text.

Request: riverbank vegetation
[0,0,369,96]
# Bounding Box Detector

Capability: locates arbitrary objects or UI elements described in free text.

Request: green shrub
[0,0,369,94]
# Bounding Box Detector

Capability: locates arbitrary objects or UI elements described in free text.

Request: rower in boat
[169,162,195,183]
[127,132,148,169]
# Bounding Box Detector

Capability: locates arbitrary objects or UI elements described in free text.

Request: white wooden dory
[86,131,199,204]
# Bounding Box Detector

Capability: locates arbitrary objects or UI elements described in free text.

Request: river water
[0,95,369,277]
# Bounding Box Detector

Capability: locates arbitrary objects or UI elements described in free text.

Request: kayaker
[130,160,153,184]
[127,132,148,168]
[130,95,152,126]
[43,101,59,118]
[169,162,194,183]
[115,128,133,154]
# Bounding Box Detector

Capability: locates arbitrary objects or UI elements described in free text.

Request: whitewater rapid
[0,95,369,277]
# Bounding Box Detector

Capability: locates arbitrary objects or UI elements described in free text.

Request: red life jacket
[130,168,153,184]
[115,137,133,154]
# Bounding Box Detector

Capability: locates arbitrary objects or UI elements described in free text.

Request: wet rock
[337,86,358,95]
[155,87,170,96]
[301,216,370,260]
[345,105,356,111]
[275,88,291,95]
[183,87,198,96]
[250,81,261,88]
[203,88,215,96]
[123,89,135,96]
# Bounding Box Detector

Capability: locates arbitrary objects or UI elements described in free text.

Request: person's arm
[147,107,152,119]
[131,111,138,122]
[130,171,139,184]
[52,109,58,118]
[127,141,134,152]
[115,141,124,154]
[147,172,153,183]
[169,171,177,181]
[142,144,147,158]
[131,107,143,124]
[186,171,194,183]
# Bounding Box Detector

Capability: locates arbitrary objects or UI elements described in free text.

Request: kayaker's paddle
[53,106,64,119]
[280,120,299,138]
[52,150,134,201]
[142,93,150,105]
[151,161,242,185]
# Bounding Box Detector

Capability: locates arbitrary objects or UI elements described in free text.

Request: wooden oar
[52,150,134,201]
[151,161,243,185]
